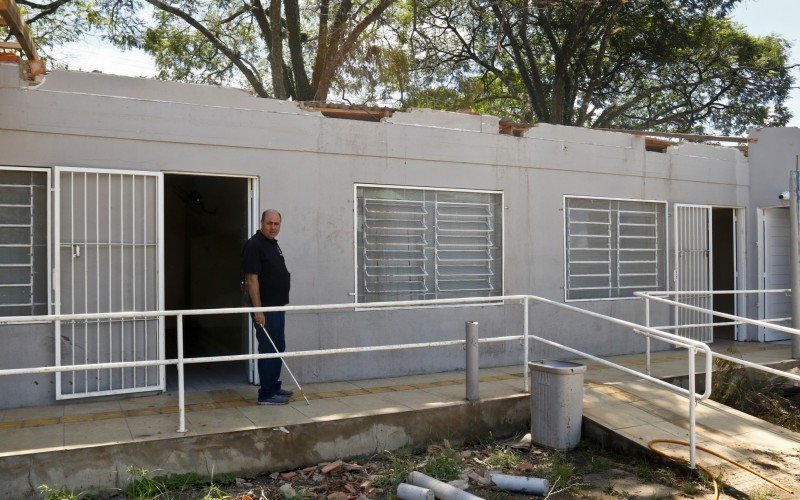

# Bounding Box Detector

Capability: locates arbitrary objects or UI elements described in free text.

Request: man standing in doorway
[242,209,293,405]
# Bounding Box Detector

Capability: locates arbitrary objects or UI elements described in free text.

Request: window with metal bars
[0,168,49,316]
[356,185,503,303]
[564,197,666,301]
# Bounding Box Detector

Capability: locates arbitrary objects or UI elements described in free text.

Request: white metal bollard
[465,321,479,402]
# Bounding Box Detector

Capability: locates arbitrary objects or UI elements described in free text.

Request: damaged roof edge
[7,64,751,152]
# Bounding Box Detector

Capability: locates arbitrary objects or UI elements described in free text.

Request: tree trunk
[284,0,314,100]
[268,0,286,99]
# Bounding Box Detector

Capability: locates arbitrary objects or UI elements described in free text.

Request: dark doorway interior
[164,174,250,389]
[712,208,736,340]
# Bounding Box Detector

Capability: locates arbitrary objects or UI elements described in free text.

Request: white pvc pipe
[407,472,481,500]
[397,483,434,500]
[490,473,549,496]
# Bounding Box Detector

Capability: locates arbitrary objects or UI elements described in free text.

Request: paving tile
[185,407,256,434]
[0,425,63,453]
[350,376,409,388]
[62,400,124,416]
[2,404,65,422]
[418,383,469,400]
[584,404,650,431]
[126,414,191,440]
[64,418,133,447]
[299,381,363,393]
[238,404,309,428]
[335,394,409,417]
[380,389,462,411]
[118,394,177,411]
[475,381,525,399]
[292,398,358,422]
[734,428,800,452]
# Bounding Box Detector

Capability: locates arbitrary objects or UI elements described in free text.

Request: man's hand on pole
[254,312,265,327]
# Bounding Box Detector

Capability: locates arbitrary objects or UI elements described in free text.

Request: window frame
[562,195,669,303]
[0,165,52,322]
[353,183,505,306]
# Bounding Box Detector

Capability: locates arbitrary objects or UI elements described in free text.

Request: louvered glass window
[356,186,503,303]
[565,197,666,300]
[0,168,49,316]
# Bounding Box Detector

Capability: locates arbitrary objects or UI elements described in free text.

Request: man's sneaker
[277,388,294,397]
[258,394,290,405]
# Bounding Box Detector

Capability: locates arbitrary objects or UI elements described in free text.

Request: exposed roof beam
[0,0,38,61]
[0,0,45,79]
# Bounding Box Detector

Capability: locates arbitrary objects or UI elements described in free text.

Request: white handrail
[0,293,710,468]
[636,291,800,338]
[638,288,800,467]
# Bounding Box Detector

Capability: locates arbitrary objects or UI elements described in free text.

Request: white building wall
[0,63,760,408]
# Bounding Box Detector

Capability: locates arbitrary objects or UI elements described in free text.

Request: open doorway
[164,173,254,390]
[674,205,744,343]
[712,207,737,340]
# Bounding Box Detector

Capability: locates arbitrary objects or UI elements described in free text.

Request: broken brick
[321,459,344,474]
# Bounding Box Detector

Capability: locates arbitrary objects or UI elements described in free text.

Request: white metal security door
[760,207,792,342]
[674,204,714,342]
[55,167,164,399]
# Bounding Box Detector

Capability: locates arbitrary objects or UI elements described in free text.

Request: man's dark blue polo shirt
[242,231,291,306]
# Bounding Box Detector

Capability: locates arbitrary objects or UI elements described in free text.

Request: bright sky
[49,1,800,127]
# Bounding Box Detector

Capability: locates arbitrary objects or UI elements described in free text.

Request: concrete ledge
[0,395,529,497]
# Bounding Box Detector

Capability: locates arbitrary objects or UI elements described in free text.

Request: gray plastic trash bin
[529,360,586,450]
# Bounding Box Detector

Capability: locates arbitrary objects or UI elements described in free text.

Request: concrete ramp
[581,344,800,498]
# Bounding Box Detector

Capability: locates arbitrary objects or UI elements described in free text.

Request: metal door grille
[674,204,713,343]
[55,168,164,399]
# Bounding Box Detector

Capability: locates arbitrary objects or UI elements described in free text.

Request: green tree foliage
[407,0,794,133]
[14,0,795,133]
[17,0,398,101]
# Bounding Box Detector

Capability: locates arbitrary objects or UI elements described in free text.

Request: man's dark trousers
[255,311,285,398]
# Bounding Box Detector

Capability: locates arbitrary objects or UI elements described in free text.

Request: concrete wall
[746,127,800,339]
[0,63,757,408]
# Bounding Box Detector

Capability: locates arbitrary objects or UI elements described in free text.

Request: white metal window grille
[565,197,666,300]
[55,168,164,399]
[356,186,503,303]
[0,168,49,317]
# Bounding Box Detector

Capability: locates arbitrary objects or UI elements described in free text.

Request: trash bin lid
[528,360,587,374]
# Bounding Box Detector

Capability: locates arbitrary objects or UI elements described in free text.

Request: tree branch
[143,0,269,97]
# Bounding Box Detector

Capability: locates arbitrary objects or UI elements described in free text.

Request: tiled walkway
[2,341,799,496]
[0,368,526,456]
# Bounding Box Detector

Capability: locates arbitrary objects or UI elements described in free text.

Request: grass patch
[546,452,576,487]
[484,446,520,470]
[422,447,462,481]
[711,348,800,432]
[37,485,86,500]
[372,450,414,489]
[123,466,236,499]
